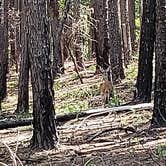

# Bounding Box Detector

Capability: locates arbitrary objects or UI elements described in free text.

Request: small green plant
[87,64,96,72]
[126,63,138,80]
[156,145,166,157]
[56,101,89,113]
[108,89,124,107]
[108,95,122,107]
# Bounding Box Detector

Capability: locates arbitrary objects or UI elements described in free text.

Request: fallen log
[0,103,153,130]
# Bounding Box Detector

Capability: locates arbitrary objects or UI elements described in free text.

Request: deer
[99,67,114,106]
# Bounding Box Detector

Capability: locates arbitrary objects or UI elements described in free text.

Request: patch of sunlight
[125,62,138,80]
[55,100,89,114]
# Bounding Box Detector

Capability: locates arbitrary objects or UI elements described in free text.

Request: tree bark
[120,0,132,67]
[49,0,63,78]
[108,0,125,82]
[72,0,85,71]
[27,0,58,150]
[90,0,105,73]
[135,0,156,103]
[0,0,8,110]
[151,0,166,128]
[15,0,29,114]
[128,0,136,51]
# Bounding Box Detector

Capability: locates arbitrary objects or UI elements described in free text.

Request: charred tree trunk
[15,1,29,114]
[51,0,71,79]
[90,0,105,74]
[28,0,58,150]
[128,0,136,51]
[151,0,166,128]
[49,0,63,78]
[134,0,156,103]
[0,0,8,110]
[108,0,125,82]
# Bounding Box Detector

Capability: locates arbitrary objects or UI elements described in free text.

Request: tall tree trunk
[134,0,156,103]
[14,0,21,72]
[49,0,63,78]
[151,0,166,128]
[108,0,125,82]
[28,0,58,150]
[0,0,8,110]
[90,0,105,73]
[128,0,135,51]
[8,0,17,72]
[120,0,132,67]
[72,0,85,71]
[15,0,29,114]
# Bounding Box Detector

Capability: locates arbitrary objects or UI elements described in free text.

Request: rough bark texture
[73,0,85,71]
[120,0,132,67]
[27,0,58,150]
[14,0,21,70]
[0,0,8,110]
[49,0,63,78]
[8,0,18,72]
[135,0,156,102]
[151,0,166,127]
[15,0,29,114]
[108,0,125,82]
[90,0,105,73]
[128,0,136,51]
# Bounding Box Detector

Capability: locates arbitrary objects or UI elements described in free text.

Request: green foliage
[135,18,141,40]
[87,64,96,72]
[58,0,66,11]
[156,145,166,157]
[56,100,88,113]
[108,90,124,107]
[135,0,141,40]
[55,82,100,113]
[81,0,90,6]
[80,4,91,59]
[126,63,138,80]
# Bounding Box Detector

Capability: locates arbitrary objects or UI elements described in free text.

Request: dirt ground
[0,110,166,166]
[0,60,166,166]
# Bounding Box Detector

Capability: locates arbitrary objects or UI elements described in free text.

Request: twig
[67,45,84,84]
[140,143,162,166]
[87,126,136,142]
[3,141,23,166]
[0,162,8,166]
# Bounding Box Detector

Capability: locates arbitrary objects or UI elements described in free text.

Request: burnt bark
[135,0,156,103]
[128,0,136,51]
[27,0,58,150]
[15,1,29,114]
[51,0,71,79]
[151,0,166,127]
[90,0,105,73]
[49,0,63,78]
[0,0,8,110]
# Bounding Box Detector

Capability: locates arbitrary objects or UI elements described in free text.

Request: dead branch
[0,103,153,130]
[67,45,84,84]
[87,126,136,142]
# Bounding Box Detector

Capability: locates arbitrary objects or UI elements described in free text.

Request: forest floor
[0,59,166,166]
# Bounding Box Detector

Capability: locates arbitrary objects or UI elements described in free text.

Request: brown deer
[100,67,114,106]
